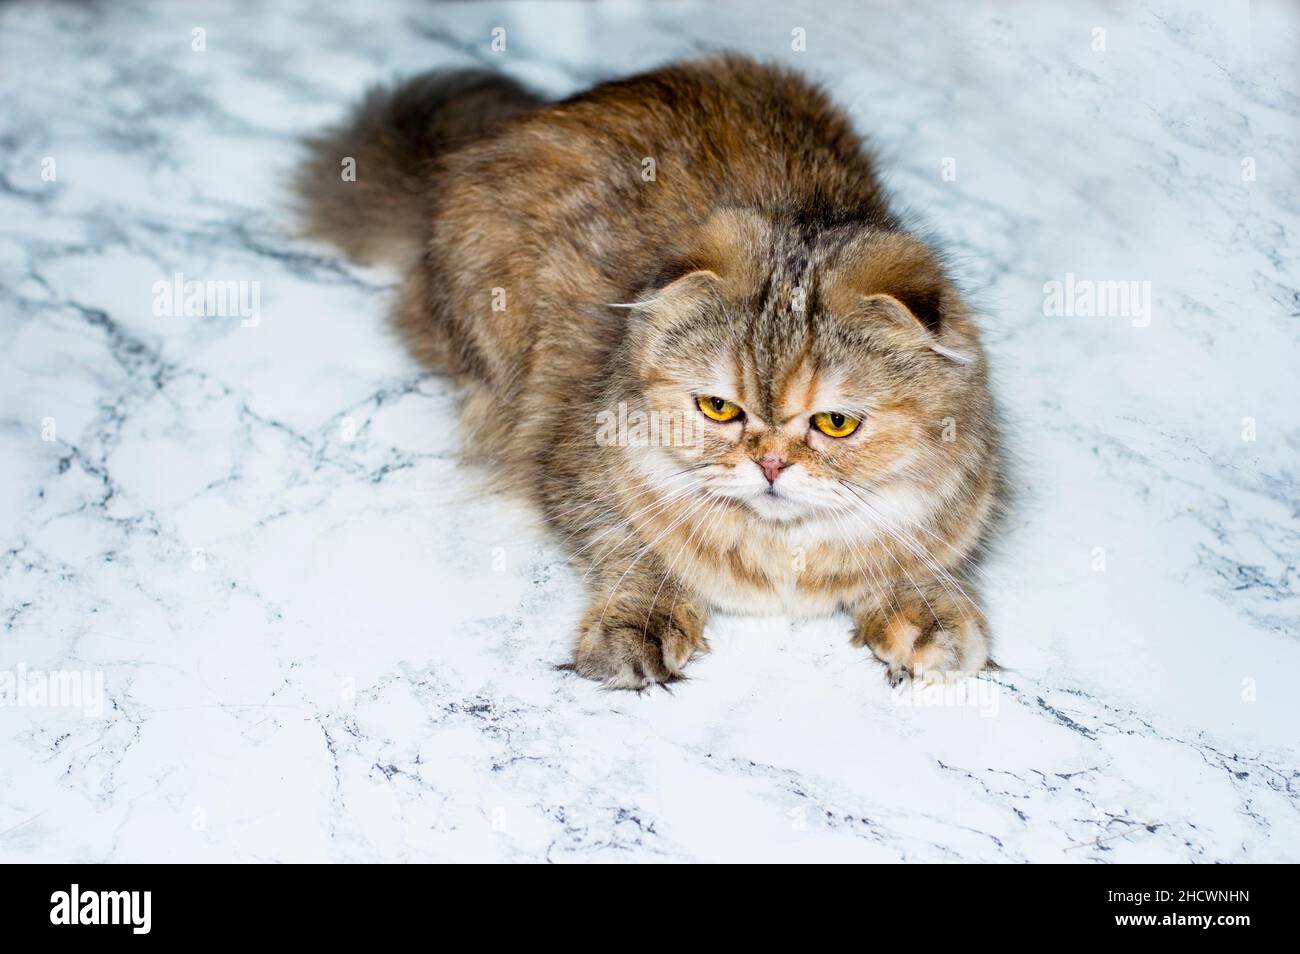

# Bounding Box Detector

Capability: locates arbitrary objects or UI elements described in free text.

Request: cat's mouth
[696,474,820,524]
[741,487,810,523]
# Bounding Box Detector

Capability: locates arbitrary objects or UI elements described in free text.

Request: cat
[295,55,1001,689]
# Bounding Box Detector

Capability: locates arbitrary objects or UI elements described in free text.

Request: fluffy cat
[296,55,1001,689]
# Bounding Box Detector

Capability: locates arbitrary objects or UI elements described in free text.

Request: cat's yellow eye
[811,411,860,438]
[696,394,744,423]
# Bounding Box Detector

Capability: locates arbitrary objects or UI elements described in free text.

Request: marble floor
[0,0,1297,862]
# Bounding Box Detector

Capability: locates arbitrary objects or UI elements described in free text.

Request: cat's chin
[739,490,813,523]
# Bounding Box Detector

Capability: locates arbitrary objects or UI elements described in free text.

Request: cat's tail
[293,70,543,266]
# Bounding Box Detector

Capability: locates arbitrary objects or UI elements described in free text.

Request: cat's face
[621,218,988,530]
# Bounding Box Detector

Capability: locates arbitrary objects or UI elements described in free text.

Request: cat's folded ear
[827,231,972,363]
[611,208,769,312]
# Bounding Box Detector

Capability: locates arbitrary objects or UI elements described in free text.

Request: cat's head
[615,209,993,528]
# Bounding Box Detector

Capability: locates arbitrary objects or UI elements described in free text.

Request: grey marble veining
[0,0,1297,862]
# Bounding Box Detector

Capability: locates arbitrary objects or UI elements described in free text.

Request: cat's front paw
[852,593,988,686]
[571,603,707,690]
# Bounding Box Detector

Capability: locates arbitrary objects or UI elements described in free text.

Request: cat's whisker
[595,493,717,628]
[841,476,1000,584]
[547,464,709,538]
[640,497,727,645]
[832,504,910,621]
[836,479,969,583]
[822,502,903,619]
[834,482,982,632]
[571,475,705,550]
[829,484,959,632]
[659,499,734,643]
[574,480,717,579]
[575,479,708,573]
[837,491,967,601]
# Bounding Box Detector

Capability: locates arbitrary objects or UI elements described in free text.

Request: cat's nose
[757,455,789,484]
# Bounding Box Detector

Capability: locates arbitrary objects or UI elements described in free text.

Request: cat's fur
[296,55,1001,689]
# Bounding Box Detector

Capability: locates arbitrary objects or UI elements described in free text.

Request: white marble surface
[1,0,1297,863]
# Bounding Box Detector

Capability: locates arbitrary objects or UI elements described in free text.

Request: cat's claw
[854,595,989,683]
[572,614,707,690]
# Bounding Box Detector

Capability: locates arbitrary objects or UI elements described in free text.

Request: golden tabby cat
[296,55,1001,689]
